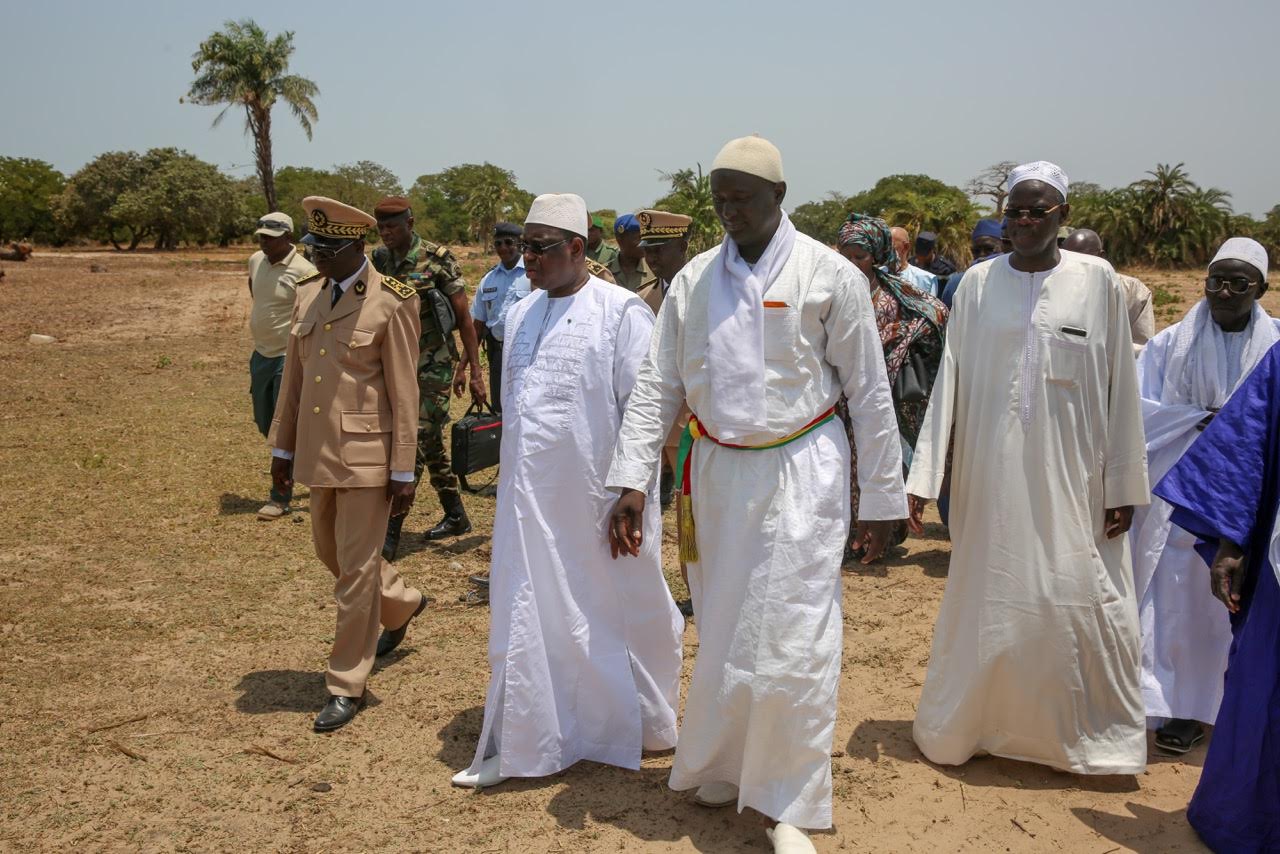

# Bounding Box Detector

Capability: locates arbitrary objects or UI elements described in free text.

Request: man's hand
[388,480,416,518]
[907,494,929,536]
[452,362,467,398]
[608,488,646,559]
[468,364,488,407]
[1210,539,1247,614]
[852,519,898,564]
[1104,505,1134,539]
[271,457,293,496]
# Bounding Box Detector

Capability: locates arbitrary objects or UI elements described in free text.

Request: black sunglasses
[311,240,355,261]
[1205,275,1259,295]
[494,237,519,248]
[1005,204,1065,223]
[520,238,571,256]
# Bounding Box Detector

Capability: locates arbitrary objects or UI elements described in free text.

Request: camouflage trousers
[414,361,460,504]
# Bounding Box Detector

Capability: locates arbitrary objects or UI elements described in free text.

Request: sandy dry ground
[2,248,1270,852]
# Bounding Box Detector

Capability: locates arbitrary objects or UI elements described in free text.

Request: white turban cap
[711,135,784,183]
[525,193,589,238]
[1211,236,1269,282]
[1008,160,1069,201]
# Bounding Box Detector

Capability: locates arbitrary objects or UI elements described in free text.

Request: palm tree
[186,20,318,211]
[654,165,721,252]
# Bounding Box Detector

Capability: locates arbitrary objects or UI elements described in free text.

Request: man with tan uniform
[608,214,654,291]
[248,212,316,519]
[635,210,695,616]
[269,197,429,733]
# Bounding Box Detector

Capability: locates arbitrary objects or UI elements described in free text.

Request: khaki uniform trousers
[310,486,422,697]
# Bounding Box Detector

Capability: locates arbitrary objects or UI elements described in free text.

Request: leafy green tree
[331,160,403,216]
[187,19,319,211]
[793,174,976,264]
[790,192,851,245]
[653,164,722,252]
[51,151,152,249]
[273,165,340,225]
[409,163,531,245]
[1071,163,1233,267]
[0,157,65,242]
[53,149,248,249]
[110,148,248,249]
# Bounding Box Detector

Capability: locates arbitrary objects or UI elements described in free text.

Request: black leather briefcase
[451,402,502,492]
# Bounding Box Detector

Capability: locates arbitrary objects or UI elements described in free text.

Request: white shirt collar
[331,258,369,295]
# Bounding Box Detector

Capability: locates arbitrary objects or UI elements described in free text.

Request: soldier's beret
[374,196,413,219]
[494,222,522,238]
[614,214,640,235]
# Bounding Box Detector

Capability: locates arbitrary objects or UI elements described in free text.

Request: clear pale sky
[3,0,1272,215]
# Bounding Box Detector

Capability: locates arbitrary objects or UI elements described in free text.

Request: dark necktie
[330,282,342,308]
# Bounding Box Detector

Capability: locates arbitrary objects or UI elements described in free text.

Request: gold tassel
[678,492,699,564]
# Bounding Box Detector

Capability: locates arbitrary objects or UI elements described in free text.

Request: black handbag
[450,401,502,492]
[893,347,932,404]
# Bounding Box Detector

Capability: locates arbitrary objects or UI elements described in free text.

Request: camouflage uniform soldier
[372,197,486,560]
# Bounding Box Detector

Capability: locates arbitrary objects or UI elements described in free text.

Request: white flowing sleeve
[824,265,906,520]
[613,300,655,419]
[607,278,687,493]
[1103,272,1152,507]
[1138,328,1208,457]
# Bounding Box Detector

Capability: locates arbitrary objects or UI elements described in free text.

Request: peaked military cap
[637,210,693,247]
[301,196,376,247]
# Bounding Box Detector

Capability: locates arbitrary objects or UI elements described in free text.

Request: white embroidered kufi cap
[1008,160,1069,200]
[1211,236,1269,282]
[525,193,589,238]
[710,134,784,183]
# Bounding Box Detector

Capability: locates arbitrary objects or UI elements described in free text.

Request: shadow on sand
[434,707,780,852]
[234,668,380,715]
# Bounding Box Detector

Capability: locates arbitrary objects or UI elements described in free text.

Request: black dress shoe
[376,594,429,657]
[425,512,472,541]
[676,598,694,618]
[382,513,406,563]
[313,693,365,732]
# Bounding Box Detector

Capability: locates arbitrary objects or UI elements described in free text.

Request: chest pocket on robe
[292,321,315,359]
[762,305,799,362]
[1044,334,1086,388]
[337,327,378,369]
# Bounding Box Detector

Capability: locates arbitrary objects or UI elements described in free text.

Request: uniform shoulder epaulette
[587,259,617,284]
[296,271,323,287]
[381,275,416,300]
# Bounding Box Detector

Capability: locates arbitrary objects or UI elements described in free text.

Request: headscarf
[838,213,946,333]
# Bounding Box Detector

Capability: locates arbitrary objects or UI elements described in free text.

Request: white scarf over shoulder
[704,211,797,442]
[1160,299,1278,410]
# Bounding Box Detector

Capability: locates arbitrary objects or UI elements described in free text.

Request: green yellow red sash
[674,406,838,563]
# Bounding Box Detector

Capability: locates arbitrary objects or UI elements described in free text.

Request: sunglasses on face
[1205,275,1259,295]
[494,237,519,248]
[311,240,354,261]
[520,238,570,256]
[1005,204,1065,223]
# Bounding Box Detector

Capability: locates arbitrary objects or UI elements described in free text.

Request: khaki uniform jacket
[268,267,422,488]
[635,275,664,315]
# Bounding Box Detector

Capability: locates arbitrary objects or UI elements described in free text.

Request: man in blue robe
[1154,338,1280,853]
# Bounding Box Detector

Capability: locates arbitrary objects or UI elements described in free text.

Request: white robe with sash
[906,251,1151,774]
[1132,302,1280,724]
[608,233,906,829]
[467,277,683,778]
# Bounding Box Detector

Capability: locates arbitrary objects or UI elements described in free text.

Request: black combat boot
[425,492,472,541]
[660,464,675,510]
[382,513,406,562]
